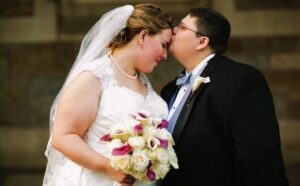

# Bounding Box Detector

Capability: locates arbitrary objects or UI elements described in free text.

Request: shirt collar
[185,53,216,77]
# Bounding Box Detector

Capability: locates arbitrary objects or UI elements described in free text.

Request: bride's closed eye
[162,42,170,49]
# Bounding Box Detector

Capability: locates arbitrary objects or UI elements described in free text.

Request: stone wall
[0,0,299,185]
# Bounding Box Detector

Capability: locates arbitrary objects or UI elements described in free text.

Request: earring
[140,44,144,49]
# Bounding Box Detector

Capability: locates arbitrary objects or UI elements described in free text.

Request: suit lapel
[172,55,221,143]
[164,80,177,104]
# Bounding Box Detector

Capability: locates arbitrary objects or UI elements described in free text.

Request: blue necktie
[167,73,192,133]
[176,73,192,86]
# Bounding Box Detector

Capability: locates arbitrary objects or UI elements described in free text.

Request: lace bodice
[81,54,168,154]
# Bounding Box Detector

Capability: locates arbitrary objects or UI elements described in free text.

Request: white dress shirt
[167,53,215,121]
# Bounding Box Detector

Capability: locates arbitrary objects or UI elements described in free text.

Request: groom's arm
[230,67,288,186]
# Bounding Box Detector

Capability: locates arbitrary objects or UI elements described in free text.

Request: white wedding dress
[43,54,169,186]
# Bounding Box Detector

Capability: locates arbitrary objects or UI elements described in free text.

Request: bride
[43,3,173,186]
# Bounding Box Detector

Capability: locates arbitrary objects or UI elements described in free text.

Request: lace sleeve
[77,55,114,90]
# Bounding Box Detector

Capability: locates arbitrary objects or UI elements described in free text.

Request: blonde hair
[108,3,173,51]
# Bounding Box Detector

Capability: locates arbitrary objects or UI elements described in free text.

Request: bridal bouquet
[100,110,179,182]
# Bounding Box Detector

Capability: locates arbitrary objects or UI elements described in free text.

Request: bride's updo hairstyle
[108,3,173,51]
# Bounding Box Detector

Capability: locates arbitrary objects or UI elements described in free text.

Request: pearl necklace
[109,53,138,80]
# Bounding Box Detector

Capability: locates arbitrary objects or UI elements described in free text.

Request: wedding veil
[45,5,134,156]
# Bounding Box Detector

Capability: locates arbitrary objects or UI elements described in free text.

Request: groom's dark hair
[189,7,231,54]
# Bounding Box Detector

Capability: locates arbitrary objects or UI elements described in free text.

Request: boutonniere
[192,76,210,94]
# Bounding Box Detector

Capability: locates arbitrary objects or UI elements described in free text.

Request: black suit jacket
[160,55,288,186]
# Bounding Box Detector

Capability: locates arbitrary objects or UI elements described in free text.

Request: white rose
[110,154,131,171]
[130,170,145,180]
[154,148,169,164]
[128,136,145,150]
[143,125,157,138]
[131,150,150,172]
[152,163,170,179]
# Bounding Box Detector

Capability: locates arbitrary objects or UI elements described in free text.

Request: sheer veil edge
[45,5,134,157]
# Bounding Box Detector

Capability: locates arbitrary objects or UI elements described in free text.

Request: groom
[160,7,289,186]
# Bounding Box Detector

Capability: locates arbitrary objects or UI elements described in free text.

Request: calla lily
[192,76,210,93]
[152,118,162,128]
[158,119,168,129]
[134,124,143,133]
[156,128,174,145]
[136,110,152,125]
[110,124,131,142]
[112,144,132,156]
[146,166,156,181]
[137,110,151,118]
[147,137,160,150]
[100,134,112,141]
[158,138,168,149]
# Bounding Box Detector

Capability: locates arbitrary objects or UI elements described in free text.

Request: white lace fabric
[43,54,168,186]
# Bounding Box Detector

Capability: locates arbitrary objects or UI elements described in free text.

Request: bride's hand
[104,163,135,185]
[118,174,135,186]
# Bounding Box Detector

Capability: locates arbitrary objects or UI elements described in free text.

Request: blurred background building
[0,0,299,185]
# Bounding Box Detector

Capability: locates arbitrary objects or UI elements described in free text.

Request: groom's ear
[196,37,209,50]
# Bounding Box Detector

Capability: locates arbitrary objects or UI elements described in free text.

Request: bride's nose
[161,50,167,60]
[173,26,178,34]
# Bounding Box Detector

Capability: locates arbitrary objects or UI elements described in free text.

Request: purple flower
[138,112,147,118]
[130,115,137,119]
[112,144,132,156]
[158,138,168,149]
[134,124,143,133]
[158,119,169,129]
[146,166,156,181]
[100,134,112,141]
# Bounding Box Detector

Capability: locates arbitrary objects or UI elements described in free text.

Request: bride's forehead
[155,29,173,40]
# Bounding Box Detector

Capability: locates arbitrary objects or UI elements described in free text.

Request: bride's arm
[51,71,134,185]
